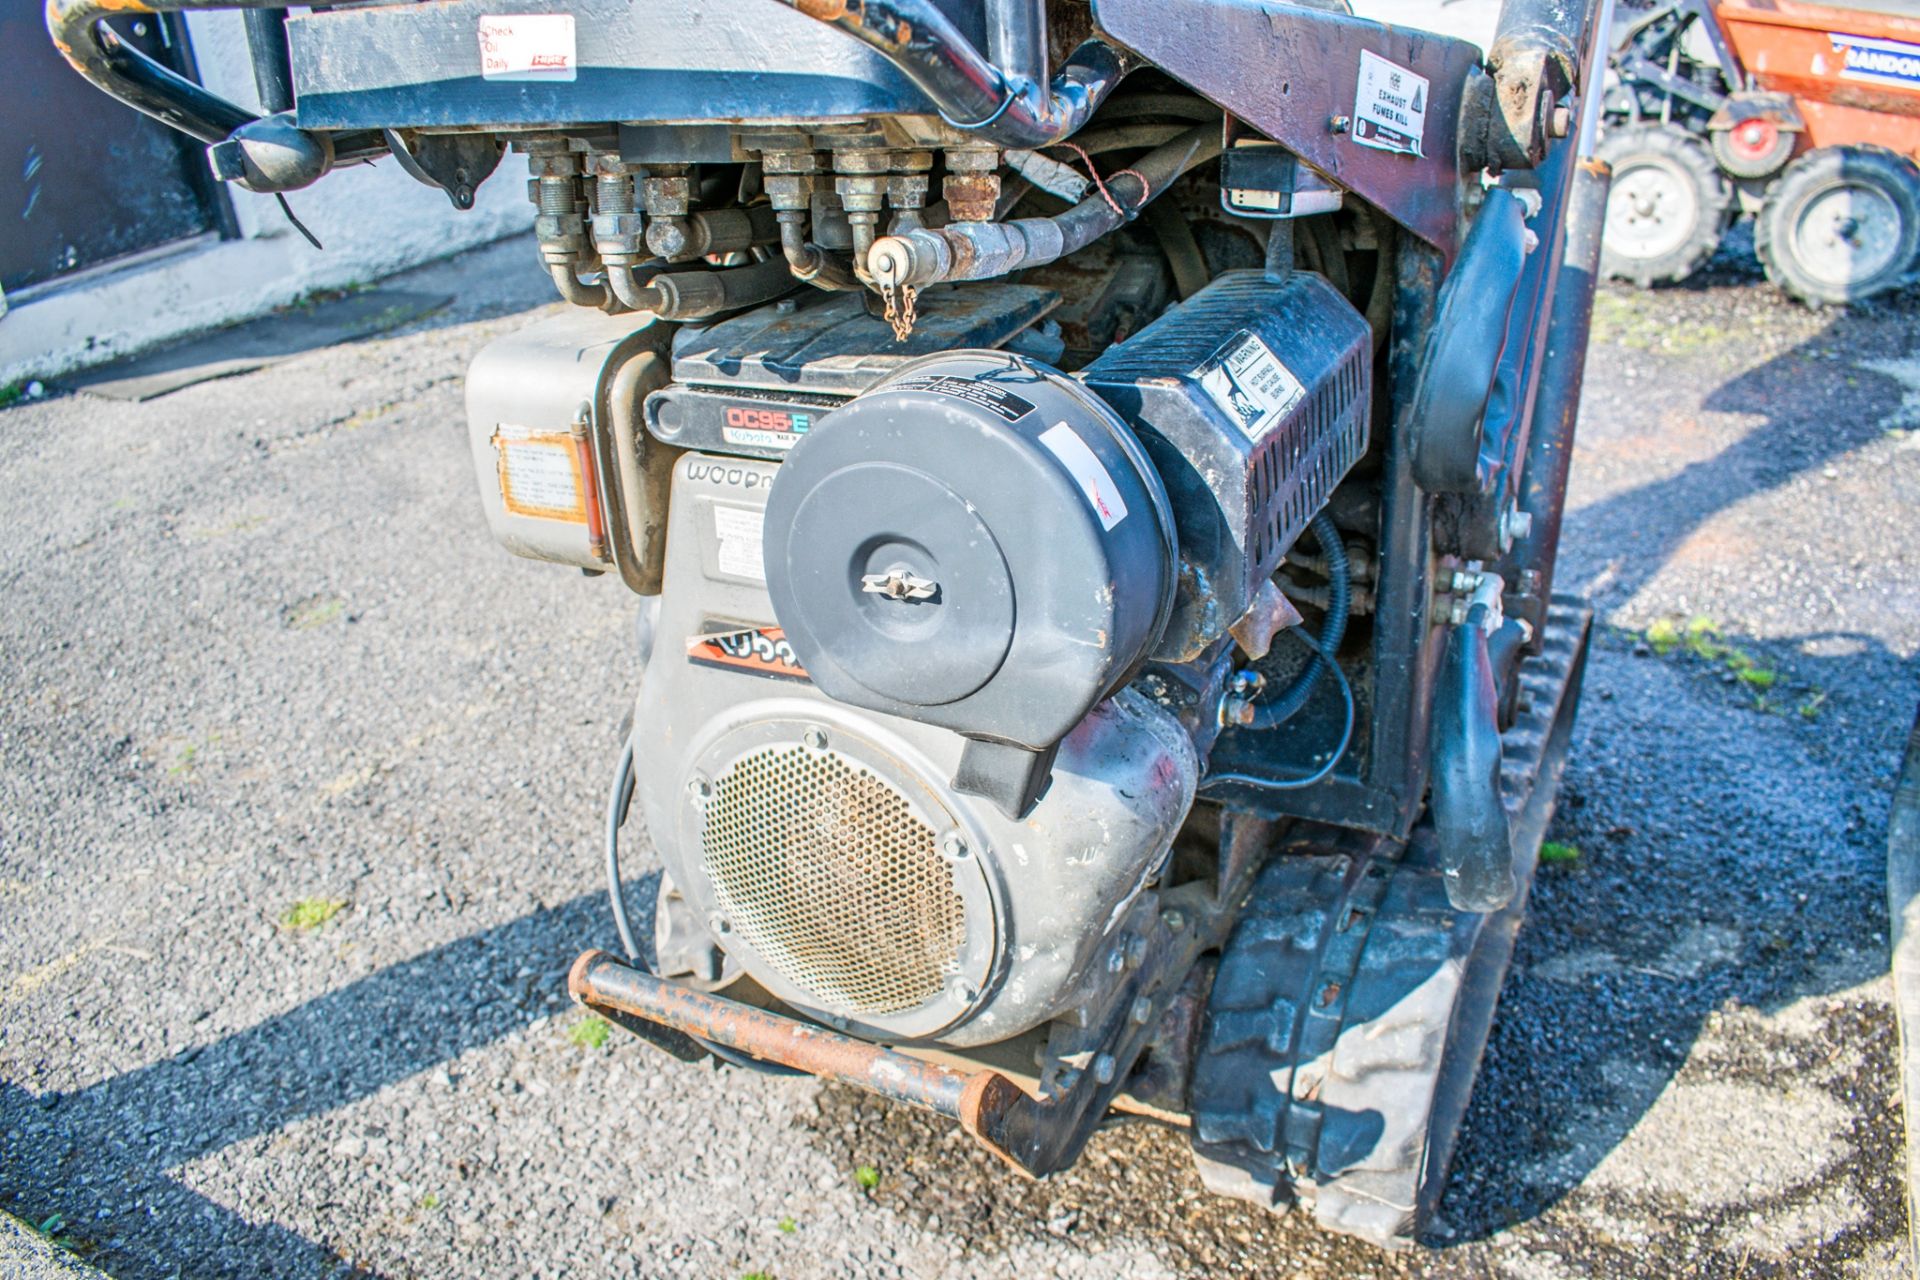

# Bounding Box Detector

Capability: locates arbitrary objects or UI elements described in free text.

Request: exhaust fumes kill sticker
[479,14,577,81]
[1353,50,1427,157]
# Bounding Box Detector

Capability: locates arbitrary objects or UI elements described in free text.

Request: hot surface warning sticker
[1192,331,1307,441]
[479,14,577,82]
[1353,50,1428,158]
[493,426,586,522]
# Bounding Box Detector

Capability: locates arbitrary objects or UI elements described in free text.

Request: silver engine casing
[635,452,1197,1048]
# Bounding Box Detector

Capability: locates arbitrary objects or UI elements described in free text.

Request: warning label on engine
[1352,49,1428,157]
[478,14,577,82]
[687,626,809,682]
[712,504,766,582]
[887,373,1036,423]
[492,425,586,522]
[1191,331,1307,441]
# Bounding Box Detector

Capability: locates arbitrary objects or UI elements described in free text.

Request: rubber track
[1190,600,1591,1248]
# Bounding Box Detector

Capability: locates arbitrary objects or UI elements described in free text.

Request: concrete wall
[0,11,531,386]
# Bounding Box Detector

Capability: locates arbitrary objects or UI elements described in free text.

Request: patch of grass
[1590,291,1733,353]
[1639,615,1794,712]
[567,1014,612,1050]
[29,1212,90,1255]
[281,897,347,931]
[777,1216,797,1235]
[286,596,345,629]
[1540,841,1581,864]
[418,1192,440,1211]
[742,1272,773,1280]
[0,381,26,410]
[853,1164,880,1192]
[166,733,221,778]
[1799,690,1829,720]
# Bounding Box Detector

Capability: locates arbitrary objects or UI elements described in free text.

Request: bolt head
[1106,949,1127,975]
[802,727,828,751]
[940,831,969,861]
[1093,1053,1116,1084]
[687,775,712,802]
[1129,996,1154,1025]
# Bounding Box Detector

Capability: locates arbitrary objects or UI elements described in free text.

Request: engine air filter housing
[763,351,1177,764]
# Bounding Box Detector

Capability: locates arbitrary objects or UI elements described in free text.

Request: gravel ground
[2,233,1917,1279]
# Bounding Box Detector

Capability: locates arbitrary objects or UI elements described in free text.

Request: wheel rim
[1730,118,1779,163]
[1606,156,1700,261]
[1792,180,1905,288]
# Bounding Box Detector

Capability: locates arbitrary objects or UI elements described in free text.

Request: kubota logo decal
[687,626,810,681]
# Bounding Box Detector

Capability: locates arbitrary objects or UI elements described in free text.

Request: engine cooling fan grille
[700,745,967,1017]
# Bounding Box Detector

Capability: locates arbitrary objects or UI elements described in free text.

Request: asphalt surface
[2,234,1917,1279]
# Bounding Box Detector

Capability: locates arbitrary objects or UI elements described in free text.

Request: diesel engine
[51,0,1608,1249]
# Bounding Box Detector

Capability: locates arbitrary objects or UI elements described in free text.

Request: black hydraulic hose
[1249,512,1350,731]
[763,0,1131,148]
[46,0,383,158]
[603,734,804,1078]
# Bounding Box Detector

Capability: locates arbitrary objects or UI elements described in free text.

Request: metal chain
[880,281,918,342]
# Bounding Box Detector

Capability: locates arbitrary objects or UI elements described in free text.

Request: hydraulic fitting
[943,144,1002,223]
[588,152,645,266]
[887,150,934,234]
[525,140,590,267]
[642,164,695,261]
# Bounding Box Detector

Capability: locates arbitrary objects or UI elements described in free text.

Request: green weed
[567,1014,612,1050]
[1540,841,1581,864]
[777,1216,797,1235]
[281,897,347,931]
[853,1165,880,1192]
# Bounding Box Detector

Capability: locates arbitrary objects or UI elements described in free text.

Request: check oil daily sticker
[1353,49,1428,158]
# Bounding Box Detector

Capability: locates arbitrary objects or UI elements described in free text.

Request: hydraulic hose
[607,257,798,318]
[46,0,382,164]
[1249,512,1350,731]
[763,0,1131,149]
[869,123,1221,288]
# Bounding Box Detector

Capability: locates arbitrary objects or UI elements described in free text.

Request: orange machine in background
[1601,0,1920,303]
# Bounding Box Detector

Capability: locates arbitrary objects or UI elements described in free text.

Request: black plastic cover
[763,351,1176,758]
[1082,270,1372,661]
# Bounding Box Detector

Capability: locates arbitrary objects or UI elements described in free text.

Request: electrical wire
[602,733,803,1077]
[1248,511,1349,731]
[1201,628,1357,793]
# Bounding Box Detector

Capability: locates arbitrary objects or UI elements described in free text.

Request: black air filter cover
[764,351,1176,756]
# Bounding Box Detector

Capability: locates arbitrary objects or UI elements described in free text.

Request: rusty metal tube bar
[574,950,991,1119]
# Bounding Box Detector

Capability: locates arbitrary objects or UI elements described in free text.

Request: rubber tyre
[1596,123,1733,287]
[1757,145,1920,306]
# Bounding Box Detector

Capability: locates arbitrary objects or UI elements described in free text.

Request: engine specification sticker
[1039,422,1128,531]
[492,426,585,523]
[1191,330,1307,441]
[712,503,766,582]
[1830,32,1920,90]
[887,373,1036,423]
[478,14,577,82]
[1353,49,1428,157]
